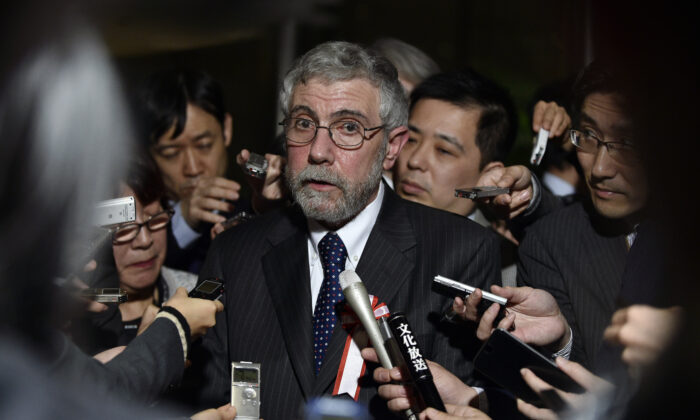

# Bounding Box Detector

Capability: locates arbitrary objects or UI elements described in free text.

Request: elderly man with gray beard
[183,41,501,419]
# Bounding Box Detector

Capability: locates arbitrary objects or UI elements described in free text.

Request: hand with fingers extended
[532,101,571,139]
[475,165,533,220]
[361,347,478,414]
[517,357,613,420]
[603,305,682,370]
[236,149,288,213]
[453,286,570,351]
[181,176,241,230]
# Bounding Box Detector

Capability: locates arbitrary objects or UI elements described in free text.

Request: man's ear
[480,160,504,175]
[383,126,409,171]
[223,113,233,147]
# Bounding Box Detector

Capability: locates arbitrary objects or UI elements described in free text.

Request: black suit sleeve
[178,236,231,410]
[516,228,587,365]
[50,317,185,404]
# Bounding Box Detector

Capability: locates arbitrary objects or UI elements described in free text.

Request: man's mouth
[591,184,621,199]
[399,179,428,196]
[304,178,337,191]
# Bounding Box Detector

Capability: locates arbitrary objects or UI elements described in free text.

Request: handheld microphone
[339,270,393,368]
[388,312,446,412]
[339,270,418,420]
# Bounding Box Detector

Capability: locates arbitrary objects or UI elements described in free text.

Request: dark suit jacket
[516,200,629,368]
[186,187,501,419]
[165,199,252,274]
[50,317,185,405]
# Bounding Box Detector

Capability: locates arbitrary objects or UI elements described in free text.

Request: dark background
[90,0,593,192]
[82,0,694,201]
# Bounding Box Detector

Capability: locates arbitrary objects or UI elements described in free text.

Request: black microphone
[387,312,446,412]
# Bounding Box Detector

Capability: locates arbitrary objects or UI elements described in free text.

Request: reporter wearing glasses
[71,158,198,356]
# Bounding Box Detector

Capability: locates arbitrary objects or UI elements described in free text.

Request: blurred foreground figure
[0,5,233,420]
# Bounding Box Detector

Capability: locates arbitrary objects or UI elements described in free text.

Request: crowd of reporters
[1,3,697,420]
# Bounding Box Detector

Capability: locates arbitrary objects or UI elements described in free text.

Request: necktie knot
[318,232,348,269]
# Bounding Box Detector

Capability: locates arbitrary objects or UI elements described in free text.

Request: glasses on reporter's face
[569,129,640,164]
[279,117,384,150]
[112,209,174,245]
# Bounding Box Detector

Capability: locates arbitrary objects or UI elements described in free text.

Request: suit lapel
[313,189,417,394]
[262,209,315,399]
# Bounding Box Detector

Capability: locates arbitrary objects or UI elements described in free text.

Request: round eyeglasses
[569,129,640,164]
[111,208,174,245]
[279,117,384,150]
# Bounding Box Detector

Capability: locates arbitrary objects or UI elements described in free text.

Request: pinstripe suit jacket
[516,200,629,368]
[187,187,501,419]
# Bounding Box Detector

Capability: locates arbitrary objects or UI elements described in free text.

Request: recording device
[305,396,370,420]
[93,196,136,227]
[244,153,268,179]
[455,186,511,200]
[231,361,261,419]
[530,128,549,166]
[387,312,446,412]
[433,275,508,324]
[474,328,584,407]
[78,287,127,303]
[339,270,417,420]
[189,278,224,301]
[220,211,255,231]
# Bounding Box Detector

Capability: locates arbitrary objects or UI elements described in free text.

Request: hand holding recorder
[236,149,288,213]
[474,165,534,220]
[164,287,224,338]
[455,285,570,351]
[181,176,242,229]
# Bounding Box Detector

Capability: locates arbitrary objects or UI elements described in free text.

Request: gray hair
[371,38,440,87]
[280,41,408,133]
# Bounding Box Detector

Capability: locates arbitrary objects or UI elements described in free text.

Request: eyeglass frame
[111,208,174,245]
[278,117,385,150]
[569,128,640,163]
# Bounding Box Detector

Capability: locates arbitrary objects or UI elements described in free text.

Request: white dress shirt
[307,182,385,312]
[170,201,202,249]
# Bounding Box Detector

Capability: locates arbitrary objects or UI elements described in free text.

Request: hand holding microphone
[340,270,445,415]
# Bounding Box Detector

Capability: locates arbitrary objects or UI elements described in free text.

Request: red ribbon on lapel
[332,294,390,400]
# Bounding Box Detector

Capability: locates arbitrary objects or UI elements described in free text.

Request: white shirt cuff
[551,327,573,360]
[171,202,201,249]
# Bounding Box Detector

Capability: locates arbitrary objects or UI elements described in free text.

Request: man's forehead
[290,78,380,116]
[582,93,634,131]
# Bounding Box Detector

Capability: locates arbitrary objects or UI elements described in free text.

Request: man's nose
[308,126,335,165]
[406,141,429,171]
[183,147,202,176]
[591,145,616,179]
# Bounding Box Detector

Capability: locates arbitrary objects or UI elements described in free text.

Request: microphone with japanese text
[388,312,446,412]
[339,270,417,420]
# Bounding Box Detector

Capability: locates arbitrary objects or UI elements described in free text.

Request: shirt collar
[308,182,385,267]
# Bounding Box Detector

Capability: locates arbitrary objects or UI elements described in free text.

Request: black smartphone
[188,278,224,301]
[474,328,584,407]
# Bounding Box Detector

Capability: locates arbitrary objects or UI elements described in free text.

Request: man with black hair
[517,61,653,369]
[393,69,569,284]
[140,69,244,274]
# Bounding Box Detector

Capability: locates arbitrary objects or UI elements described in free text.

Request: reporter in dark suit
[184,41,501,419]
[517,61,650,369]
